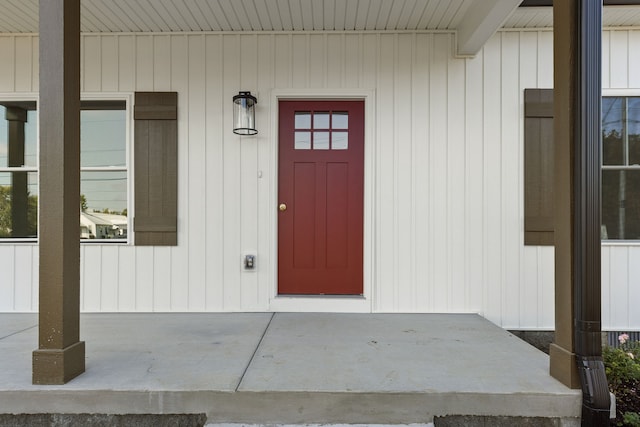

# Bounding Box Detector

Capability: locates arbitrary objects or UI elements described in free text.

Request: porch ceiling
[505,5,640,28]
[0,0,521,56]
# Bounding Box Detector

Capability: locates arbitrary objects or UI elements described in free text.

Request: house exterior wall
[0,29,638,330]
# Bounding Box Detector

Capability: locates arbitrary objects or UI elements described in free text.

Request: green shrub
[604,334,640,426]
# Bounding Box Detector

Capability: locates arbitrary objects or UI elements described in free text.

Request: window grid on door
[294,111,349,150]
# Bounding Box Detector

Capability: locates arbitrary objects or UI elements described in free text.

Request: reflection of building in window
[80,211,128,239]
[0,99,128,241]
[602,97,640,240]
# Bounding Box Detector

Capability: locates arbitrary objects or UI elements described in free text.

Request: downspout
[573,1,610,424]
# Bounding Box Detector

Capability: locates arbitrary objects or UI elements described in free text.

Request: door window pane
[295,131,311,150]
[314,113,330,129]
[295,112,311,129]
[333,112,348,129]
[314,132,330,150]
[332,132,348,150]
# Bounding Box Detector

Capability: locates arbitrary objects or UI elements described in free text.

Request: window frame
[602,89,640,245]
[0,92,133,245]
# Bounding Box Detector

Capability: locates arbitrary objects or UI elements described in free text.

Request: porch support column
[32,0,84,384]
[551,0,610,423]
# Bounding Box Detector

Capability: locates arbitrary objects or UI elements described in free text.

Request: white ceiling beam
[456,0,522,57]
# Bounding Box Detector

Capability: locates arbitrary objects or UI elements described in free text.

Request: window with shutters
[524,90,640,243]
[0,98,130,242]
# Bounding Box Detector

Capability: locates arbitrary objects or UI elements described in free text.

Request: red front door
[278,100,364,295]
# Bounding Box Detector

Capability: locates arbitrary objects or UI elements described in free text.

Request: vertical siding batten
[170,34,190,310]
[204,34,225,311]
[396,33,413,311]
[13,246,32,310]
[628,247,640,328]
[222,34,242,310]
[0,246,15,310]
[463,45,484,314]
[0,36,15,91]
[188,34,207,311]
[412,33,430,311]
[376,33,396,311]
[447,34,466,313]
[501,31,521,327]
[431,33,448,312]
[482,34,503,324]
[519,30,540,327]
[628,30,640,88]
[14,36,33,92]
[239,33,260,310]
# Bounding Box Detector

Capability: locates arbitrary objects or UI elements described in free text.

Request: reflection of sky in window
[602,97,640,137]
[82,171,127,213]
[628,98,640,136]
[602,97,623,135]
[81,110,126,167]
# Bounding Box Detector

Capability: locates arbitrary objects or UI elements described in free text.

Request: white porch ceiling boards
[3,1,640,35]
[504,6,640,28]
[1,0,478,33]
[0,0,525,56]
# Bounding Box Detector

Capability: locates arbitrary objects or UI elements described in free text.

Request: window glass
[295,112,311,129]
[628,98,640,166]
[314,132,330,150]
[0,171,38,238]
[295,131,311,150]
[81,171,128,239]
[81,110,126,167]
[332,132,348,150]
[602,97,624,166]
[314,112,330,129]
[602,169,640,240]
[333,112,348,129]
[0,106,37,168]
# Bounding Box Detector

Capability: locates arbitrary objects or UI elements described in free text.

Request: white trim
[603,88,640,96]
[268,89,376,313]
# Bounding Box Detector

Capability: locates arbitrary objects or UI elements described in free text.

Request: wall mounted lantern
[233,91,258,135]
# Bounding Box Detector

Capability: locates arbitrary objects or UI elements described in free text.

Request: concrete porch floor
[0,313,581,425]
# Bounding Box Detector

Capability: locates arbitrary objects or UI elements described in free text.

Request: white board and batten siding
[0,29,638,331]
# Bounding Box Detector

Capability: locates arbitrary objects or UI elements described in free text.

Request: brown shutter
[524,88,554,246]
[134,92,178,246]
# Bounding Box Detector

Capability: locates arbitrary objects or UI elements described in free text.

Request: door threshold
[277,294,365,299]
[270,295,371,313]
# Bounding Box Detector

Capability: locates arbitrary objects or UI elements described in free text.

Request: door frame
[268,89,375,312]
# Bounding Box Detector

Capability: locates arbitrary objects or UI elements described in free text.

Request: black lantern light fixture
[233,91,258,135]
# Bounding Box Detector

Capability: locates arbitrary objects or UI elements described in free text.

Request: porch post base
[33,341,85,385]
[549,342,580,389]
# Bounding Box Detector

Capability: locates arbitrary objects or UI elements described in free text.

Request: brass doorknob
[279,203,287,212]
